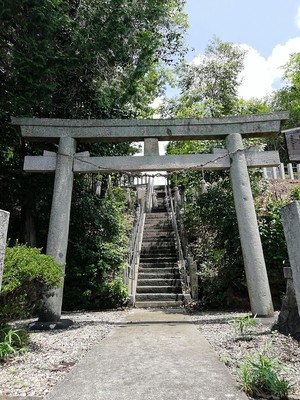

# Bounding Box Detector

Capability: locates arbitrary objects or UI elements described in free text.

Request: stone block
[0,209,10,291]
[281,201,300,316]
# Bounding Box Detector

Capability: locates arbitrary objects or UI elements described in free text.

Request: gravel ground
[0,309,299,399]
[191,311,300,400]
[0,309,130,398]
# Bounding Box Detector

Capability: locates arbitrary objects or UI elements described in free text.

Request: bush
[0,243,63,324]
[183,177,247,308]
[63,183,130,310]
[257,197,289,305]
[180,175,291,309]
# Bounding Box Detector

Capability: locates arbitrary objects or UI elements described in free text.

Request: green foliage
[0,244,63,324]
[63,183,129,310]
[1,0,188,119]
[3,244,63,293]
[176,175,290,309]
[0,327,29,362]
[229,314,257,336]
[182,177,245,308]
[273,52,300,130]
[0,0,188,313]
[290,185,300,200]
[161,37,246,119]
[238,345,291,399]
[257,198,289,271]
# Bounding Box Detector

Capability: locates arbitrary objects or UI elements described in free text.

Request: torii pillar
[39,137,76,327]
[226,134,274,316]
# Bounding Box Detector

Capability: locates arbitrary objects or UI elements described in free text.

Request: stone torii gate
[12,112,288,322]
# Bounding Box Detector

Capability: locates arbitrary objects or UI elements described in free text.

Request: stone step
[145,213,169,218]
[134,300,184,308]
[144,221,172,226]
[142,237,175,247]
[143,227,173,232]
[143,232,173,237]
[135,293,185,302]
[141,247,176,253]
[137,278,181,286]
[140,252,177,262]
[142,235,175,240]
[138,270,179,277]
[143,223,172,228]
[141,244,176,250]
[140,253,177,258]
[140,260,177,266]
[140,257,177,268]
[141,241,175,247]
[143,225,172,229]
[139,262,178,268]
[136,286,182,294]
[138,272,180,279]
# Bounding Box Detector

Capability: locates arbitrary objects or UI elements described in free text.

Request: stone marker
[0,209,10,291]
[281,201,300,313]
[277,201,300,339]
[277,266,300,340]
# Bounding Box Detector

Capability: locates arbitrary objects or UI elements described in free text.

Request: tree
[163,38,286,309]
[0,0,188,310]
[161,37,246,119]
[164,38,248,189]
[0,0,188,243]
[272,52,300,130]
[1,0,188,119]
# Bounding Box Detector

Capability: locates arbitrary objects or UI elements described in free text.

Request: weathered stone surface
[281,201,300,315]
[72,151,279,173]
[279,202,300,340]
[0,209,10,291]
[283,127,300,162]
[144,138,159,156]
[277,277,300,340]
[12,112,289,142]
[24,150,280,173]
[226,133,274,317]
[38,137,76,322]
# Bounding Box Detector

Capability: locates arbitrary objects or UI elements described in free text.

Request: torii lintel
[11,112,289,142]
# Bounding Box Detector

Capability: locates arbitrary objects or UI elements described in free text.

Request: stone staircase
[135,186,184,308]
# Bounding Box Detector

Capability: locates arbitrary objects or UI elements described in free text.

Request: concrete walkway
[45,309,248,400]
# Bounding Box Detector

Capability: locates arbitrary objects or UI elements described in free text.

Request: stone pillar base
[277,305,300,341]
[28,319,73,331]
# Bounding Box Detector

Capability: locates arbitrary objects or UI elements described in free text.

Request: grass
[0,326,29,362]
[238,343,292,399]
[229,314,257,336]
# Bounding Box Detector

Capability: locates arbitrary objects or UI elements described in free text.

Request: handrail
[164,183,190,296]
[126,200,145,305]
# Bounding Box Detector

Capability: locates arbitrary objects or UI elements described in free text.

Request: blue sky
[185,0,300,58]
[182,0,300,98]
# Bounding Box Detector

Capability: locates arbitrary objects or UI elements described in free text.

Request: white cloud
[150,97,163,109]
[296,5,300,29]
[238,37,300,99]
